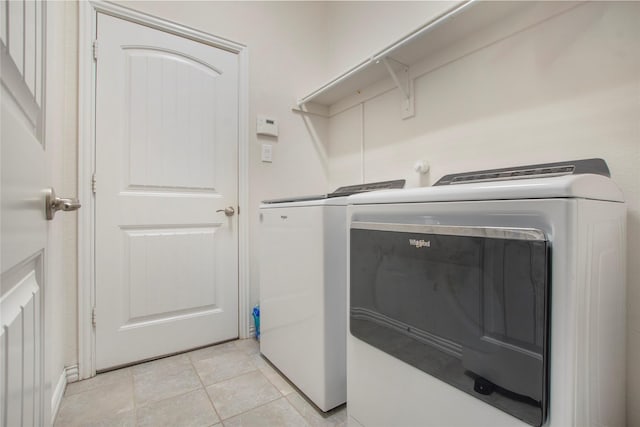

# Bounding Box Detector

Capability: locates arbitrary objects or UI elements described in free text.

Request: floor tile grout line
[202,369,283,422]
[133,383,203,409]
[130,368,138,427]
[284,394,313,427]
[132,380,202,408]
[282,385,348,425]
[193,360,260,387]
[255,363,289,395]
[249,346,319,425]
[190,342,266,390]
[225,346,316,425]
[221,395,299,425]
[63,367,133,398]
[131,352,209,411]
[191,349,225,424]
[286,392,338,427]
[55,369,139,427]
[261,356,346,424]
[195,364,264,391]
[62,340,290,426]
[133,360,222,424]
[192,342,290,423]
[251,351,299,395]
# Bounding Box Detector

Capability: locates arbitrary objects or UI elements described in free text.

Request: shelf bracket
[291,102,330,118]
[381,57,414,119]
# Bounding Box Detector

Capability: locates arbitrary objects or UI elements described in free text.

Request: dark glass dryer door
[350,222,549,426]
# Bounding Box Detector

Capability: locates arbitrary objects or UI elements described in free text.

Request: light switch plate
[261,144,273,162]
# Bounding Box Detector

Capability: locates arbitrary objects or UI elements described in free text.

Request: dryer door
[350,222,549,427]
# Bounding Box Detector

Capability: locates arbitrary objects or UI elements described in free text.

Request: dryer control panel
[434,158,610,186]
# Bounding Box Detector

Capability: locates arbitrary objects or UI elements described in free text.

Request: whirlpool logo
[409,239,431,248]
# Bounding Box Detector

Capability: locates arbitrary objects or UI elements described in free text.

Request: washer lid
[261,179,406,206]
[348,174,624,205]
[260,193,329,204]
[259,196,350,208]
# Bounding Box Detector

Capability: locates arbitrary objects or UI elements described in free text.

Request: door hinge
[91,173,96,194]
[92,40,98,60]
[91,307,96,328]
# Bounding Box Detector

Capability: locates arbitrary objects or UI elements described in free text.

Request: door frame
[77,0,250,380]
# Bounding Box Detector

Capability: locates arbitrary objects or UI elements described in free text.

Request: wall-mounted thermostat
[257,115,279,137]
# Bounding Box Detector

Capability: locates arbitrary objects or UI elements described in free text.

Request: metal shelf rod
[296,0,475,106]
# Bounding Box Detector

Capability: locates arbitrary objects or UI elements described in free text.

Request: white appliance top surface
[260,179,406,208]
[348,174,624,205]
[260,196,349,208]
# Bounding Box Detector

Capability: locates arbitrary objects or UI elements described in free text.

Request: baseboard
[65,364,79,384]
[51,369,67,423]
[51,365,78,423]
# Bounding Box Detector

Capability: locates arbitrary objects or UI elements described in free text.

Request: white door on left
[1,1,48,425]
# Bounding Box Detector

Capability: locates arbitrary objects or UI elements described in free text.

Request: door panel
[124,226,218,321]
[126,48,219,190]
[1,0,46,423]
[95,13,239,370]
[1,257,43,427]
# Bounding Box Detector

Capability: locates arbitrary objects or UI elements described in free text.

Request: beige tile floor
[55,339,346,427]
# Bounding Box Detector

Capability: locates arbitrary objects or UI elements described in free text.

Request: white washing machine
[259,180,404,412]
[346,159,626,427]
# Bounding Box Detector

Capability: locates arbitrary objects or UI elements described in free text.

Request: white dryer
[259,180,404,412]
[346,159,626,427]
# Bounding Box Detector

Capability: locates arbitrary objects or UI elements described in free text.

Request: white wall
[46,0,79,417]
[324,1,459,80]
[325,2,640,425]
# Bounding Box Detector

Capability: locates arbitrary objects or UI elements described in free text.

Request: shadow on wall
[325,2,640,189]
[410,1,639,141]
[294,110,330,180]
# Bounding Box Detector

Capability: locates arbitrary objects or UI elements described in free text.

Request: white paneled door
[1,0,46,425]
[95,14,239,370]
